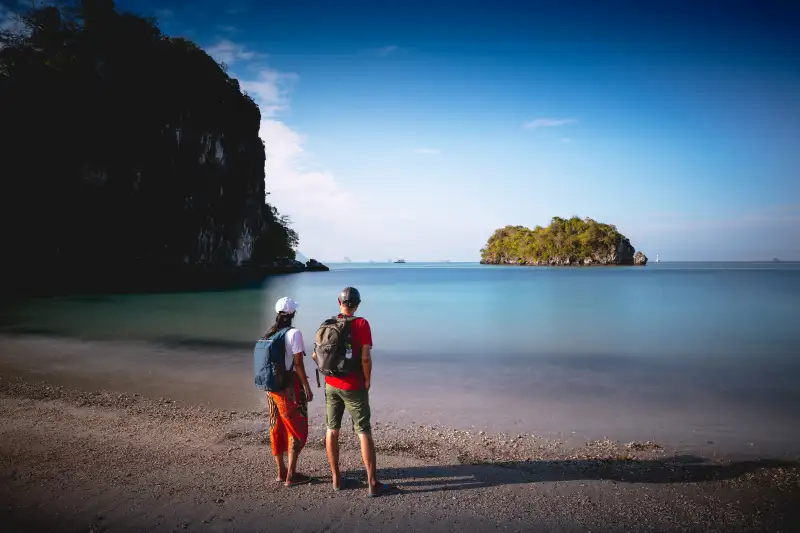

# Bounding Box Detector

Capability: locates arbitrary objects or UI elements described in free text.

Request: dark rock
[634,251,648,266]
[305,259,330,272]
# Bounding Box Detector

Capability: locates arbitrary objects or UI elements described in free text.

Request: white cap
[274,296,300,314]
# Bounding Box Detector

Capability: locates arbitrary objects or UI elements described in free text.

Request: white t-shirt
[284,328,305,371]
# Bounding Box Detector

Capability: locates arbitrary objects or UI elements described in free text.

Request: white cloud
[253,84,484,260]
[206,39,257,65]
[257,118,369,258]
[413,148,441,155]
[523,118,577,130]
[216,39,491,261]
[262,123,354,215]
[238,69,297,117]
[210,40,364,256]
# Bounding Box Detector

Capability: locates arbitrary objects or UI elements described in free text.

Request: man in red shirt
[319,287,392,497]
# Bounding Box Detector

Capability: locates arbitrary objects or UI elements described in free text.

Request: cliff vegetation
[480,216,648,266]
[0,0,306,294]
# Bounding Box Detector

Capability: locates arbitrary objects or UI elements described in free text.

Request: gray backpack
[313,315,358,377]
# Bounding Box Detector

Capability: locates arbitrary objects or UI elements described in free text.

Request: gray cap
[339,286,361,306]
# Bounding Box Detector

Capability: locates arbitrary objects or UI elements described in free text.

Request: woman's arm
[293,352,313,402]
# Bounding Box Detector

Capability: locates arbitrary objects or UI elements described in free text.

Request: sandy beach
[1,370,798,533]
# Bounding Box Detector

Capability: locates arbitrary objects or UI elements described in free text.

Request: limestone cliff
[0,2,300,293]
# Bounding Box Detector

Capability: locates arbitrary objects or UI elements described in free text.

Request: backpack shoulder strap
[262,327,291,341]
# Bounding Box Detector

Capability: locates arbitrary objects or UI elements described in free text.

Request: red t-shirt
[325,315,372,391]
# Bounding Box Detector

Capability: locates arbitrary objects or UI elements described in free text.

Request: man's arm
[361,344,372,390]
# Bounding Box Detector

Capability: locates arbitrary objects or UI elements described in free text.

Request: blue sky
[5,0,799,261]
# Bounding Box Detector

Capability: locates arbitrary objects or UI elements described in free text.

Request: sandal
[333,477,350,491]
[285,473,312,487]
[367,482,395,497]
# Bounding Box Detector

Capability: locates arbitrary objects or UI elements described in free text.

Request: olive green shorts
[325,383,372,434]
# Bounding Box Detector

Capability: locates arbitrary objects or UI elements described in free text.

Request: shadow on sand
[354,455,799,494]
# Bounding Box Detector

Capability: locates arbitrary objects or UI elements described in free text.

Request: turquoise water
[1,262,799,452]
[5,262,798,358]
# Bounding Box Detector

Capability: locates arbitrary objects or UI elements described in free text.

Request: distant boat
[656,254,660,263]
[394,259,406,263]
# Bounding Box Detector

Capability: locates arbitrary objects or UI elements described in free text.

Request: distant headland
[480,216,648,266]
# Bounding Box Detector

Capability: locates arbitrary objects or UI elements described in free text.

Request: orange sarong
[266,376,309,456]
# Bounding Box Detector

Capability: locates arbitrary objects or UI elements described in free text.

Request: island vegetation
[480,216,648,266]
[0,0,322,296]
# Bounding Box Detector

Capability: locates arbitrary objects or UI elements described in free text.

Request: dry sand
[1,375,798,533]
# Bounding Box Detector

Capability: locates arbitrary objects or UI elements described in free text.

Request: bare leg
[358,431,379,492]
[273,453,287,482]
[287,439,300,480]
[326,428,341,488]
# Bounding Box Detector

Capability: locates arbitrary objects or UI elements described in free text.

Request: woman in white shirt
[264,296,314,486]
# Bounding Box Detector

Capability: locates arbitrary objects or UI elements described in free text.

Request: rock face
[248,258,329,274]
[0,2,301,294]
[479,217,647,267]
[305,259,330,272]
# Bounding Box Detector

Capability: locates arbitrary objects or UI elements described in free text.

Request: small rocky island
[480,216,648,266]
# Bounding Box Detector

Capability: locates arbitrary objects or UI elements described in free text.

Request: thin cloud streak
[524,118,577,129]
[376,45,399,56]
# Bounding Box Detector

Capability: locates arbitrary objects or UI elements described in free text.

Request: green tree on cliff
[0,0,296,284]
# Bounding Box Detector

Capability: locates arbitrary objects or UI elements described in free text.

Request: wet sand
[1,334,799,457]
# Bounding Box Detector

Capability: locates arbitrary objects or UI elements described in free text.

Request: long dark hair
[265,311,295,338]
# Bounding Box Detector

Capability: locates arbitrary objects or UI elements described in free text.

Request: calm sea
[2,262,799,455]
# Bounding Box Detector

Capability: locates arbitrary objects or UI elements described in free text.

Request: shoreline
[2,260,329,299]
[1,375,799,532]
[1,333,798,459]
